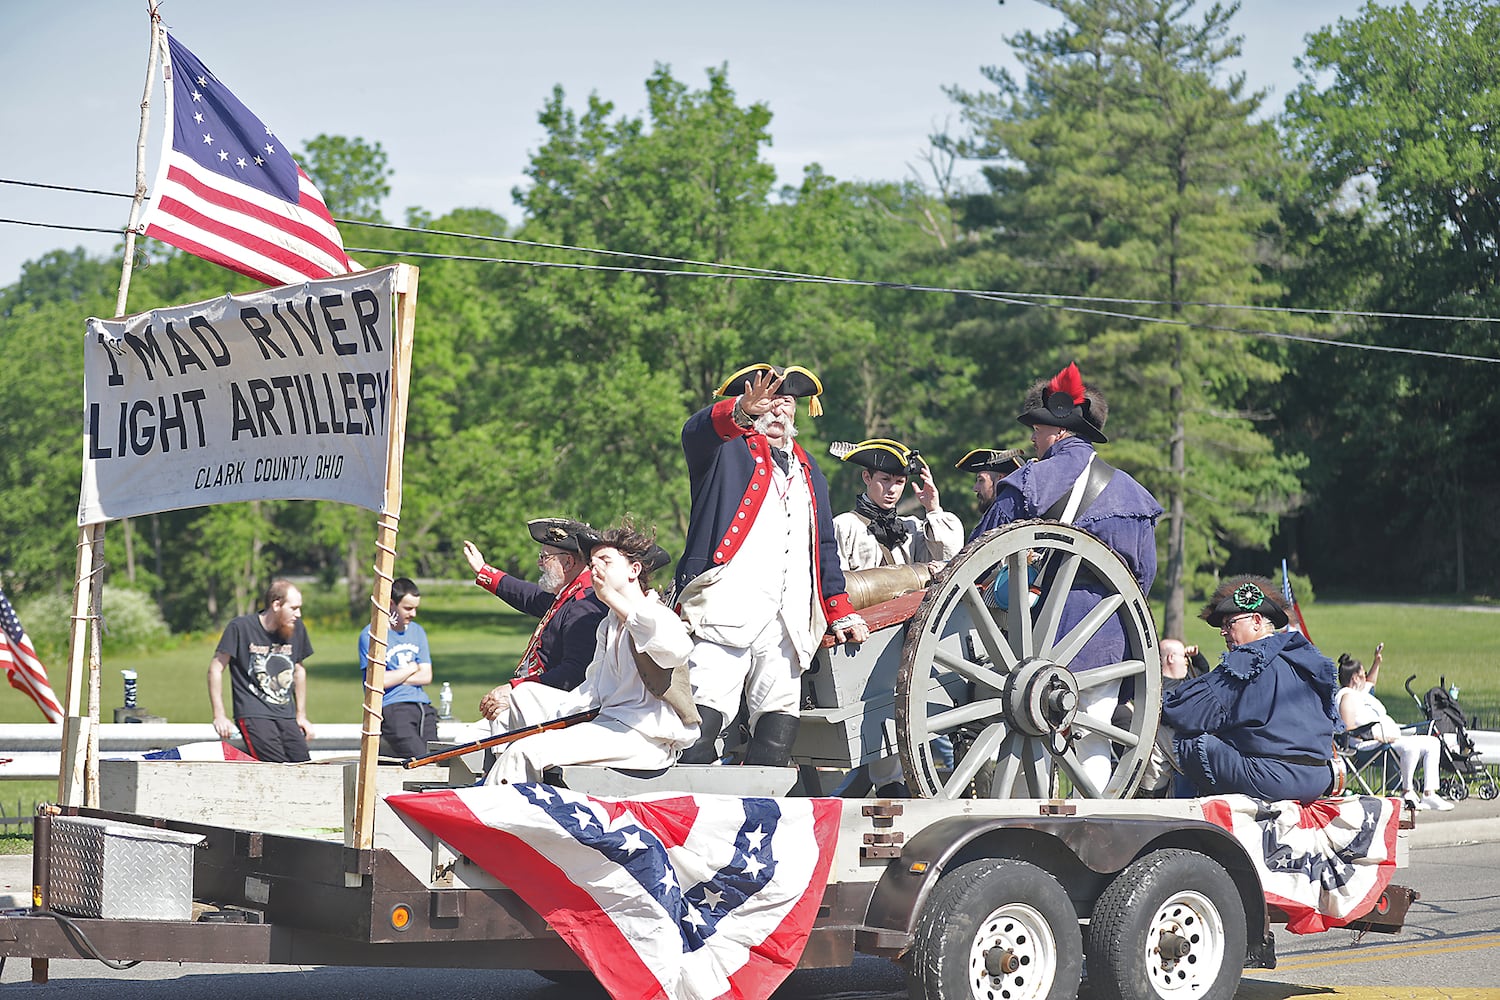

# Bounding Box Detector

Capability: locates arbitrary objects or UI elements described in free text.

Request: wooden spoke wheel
[895,521,1161,799]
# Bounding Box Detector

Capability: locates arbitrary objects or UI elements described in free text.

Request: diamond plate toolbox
[50,816,206,921]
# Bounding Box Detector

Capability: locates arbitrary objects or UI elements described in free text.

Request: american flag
[1200,793,1399,934]
[142,33,355,286]
[0,586,63,723]
[1281,558,1314,642]
[389,785,841,1000]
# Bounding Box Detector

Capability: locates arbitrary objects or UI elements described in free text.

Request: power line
[0,178,134,200]
[3,176,1496,361]
[0,218,128,237]
[343,245,1500,364]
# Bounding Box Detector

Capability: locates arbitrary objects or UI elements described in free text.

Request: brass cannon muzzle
[843,563,933,610]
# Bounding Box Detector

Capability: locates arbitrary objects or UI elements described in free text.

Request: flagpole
[350,263,419,866]
[58,4,164,809]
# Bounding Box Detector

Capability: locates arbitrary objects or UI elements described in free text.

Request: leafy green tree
[1278,0,1500,594]
[300,134,393,222]
[942,0,1308,633]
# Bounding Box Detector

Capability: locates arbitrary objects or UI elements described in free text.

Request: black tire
[909,858,1082,1000]
[1084,849,1246,1000]
[1480,771,1499,801]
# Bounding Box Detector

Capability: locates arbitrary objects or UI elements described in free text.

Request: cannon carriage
[794,519,1162,800]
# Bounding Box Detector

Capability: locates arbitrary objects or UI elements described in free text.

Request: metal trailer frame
[0,787,1415,987]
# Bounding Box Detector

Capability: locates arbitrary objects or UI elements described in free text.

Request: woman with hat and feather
[1162,576,1340,803]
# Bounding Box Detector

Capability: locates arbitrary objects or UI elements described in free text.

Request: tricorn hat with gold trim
[716,363,824,417]
[527,517,593,554]
[830,438,923,476]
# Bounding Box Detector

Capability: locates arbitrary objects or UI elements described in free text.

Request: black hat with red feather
[1016,362,1108,444]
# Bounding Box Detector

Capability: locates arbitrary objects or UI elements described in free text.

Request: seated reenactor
[485,522,698,784]
[463,517,609,726]
[1163,576,1339,804]
[831,438,964,572]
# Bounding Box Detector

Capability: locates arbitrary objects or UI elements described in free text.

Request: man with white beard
[464,518,609,725]
[674,363,871,767]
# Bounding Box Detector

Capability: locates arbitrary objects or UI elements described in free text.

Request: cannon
[794,519,1162,799]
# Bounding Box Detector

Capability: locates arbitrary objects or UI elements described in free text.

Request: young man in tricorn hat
[980,363,1163,795]
[463,517,608,725]
[673,363,870,767]
[1162,576,1339,803]
[831,438,964,572]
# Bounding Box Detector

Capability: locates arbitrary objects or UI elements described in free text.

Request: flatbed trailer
[1,763,1414,1000]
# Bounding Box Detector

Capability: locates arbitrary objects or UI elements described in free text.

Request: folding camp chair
[1335,730,1401,797]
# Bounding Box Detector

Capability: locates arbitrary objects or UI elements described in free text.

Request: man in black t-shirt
[207,579,316,762]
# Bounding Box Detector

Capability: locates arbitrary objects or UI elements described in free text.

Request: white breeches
[485,716,676,785]
[688,619,800,729]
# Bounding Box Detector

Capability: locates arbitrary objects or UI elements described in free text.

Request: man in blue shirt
[359,577,436,759]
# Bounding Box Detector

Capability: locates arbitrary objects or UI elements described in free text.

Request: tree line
[1,0,1496,638]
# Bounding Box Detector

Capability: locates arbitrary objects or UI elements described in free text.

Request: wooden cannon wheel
[895,521,1161,799]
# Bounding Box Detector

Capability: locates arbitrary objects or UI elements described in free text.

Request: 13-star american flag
[1200,793,1400,934]
[0,587,63,723]
[388,785,841,1000]
[142,32,355,286]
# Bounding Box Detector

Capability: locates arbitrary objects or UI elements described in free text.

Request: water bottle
[121,669,139,709]
[438,682,453,720]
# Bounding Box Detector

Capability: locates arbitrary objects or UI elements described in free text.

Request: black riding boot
[678,706,725,764]
[743,712,800,767]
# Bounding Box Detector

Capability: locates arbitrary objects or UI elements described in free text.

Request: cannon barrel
[843,563,932,610]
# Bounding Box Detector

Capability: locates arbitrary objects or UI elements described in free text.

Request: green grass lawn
[9,587,1497,729]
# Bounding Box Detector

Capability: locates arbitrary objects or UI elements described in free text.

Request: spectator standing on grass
[359,577,437,760]
[207,578,315,763]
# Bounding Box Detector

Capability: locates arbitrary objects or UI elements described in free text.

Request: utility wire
[6,179,1495,327]
[0,177,134,200]
[0,218,129,236]
[5,176,1497,361]
[343,246,1500,364]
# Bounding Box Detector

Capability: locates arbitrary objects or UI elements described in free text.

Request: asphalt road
[2,797,1496,998]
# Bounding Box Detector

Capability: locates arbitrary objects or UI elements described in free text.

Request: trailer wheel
[1084,849,1245,1000]
[909,858,1082,1000]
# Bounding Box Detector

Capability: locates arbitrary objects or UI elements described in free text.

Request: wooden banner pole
[350,263,420,864]
[58,5,164,808]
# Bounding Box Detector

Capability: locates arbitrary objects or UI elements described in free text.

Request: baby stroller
[1405,675,1499,801]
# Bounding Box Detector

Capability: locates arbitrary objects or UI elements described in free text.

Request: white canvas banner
[79,266,400,525]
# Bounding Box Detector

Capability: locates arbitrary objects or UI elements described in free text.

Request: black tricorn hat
[829,438,923,476]
[527,517,593,554]
[715,363,824,417]
[1199,575,1290,629]
[955,447,1027,476]
[1017,362,1108,444]
[576,529,673,575]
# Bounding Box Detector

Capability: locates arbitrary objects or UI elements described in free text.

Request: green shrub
[17,586,170,663]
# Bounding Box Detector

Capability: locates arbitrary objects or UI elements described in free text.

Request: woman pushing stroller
[1337,644,1454,811]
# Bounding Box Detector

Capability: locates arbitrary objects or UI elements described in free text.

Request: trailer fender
[858,813,1272,965]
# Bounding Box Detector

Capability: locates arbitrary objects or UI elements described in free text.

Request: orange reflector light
[909,862,928,874]
[390,904,412,930]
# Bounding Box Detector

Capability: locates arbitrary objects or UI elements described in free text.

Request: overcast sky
[0,0,1368,291]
